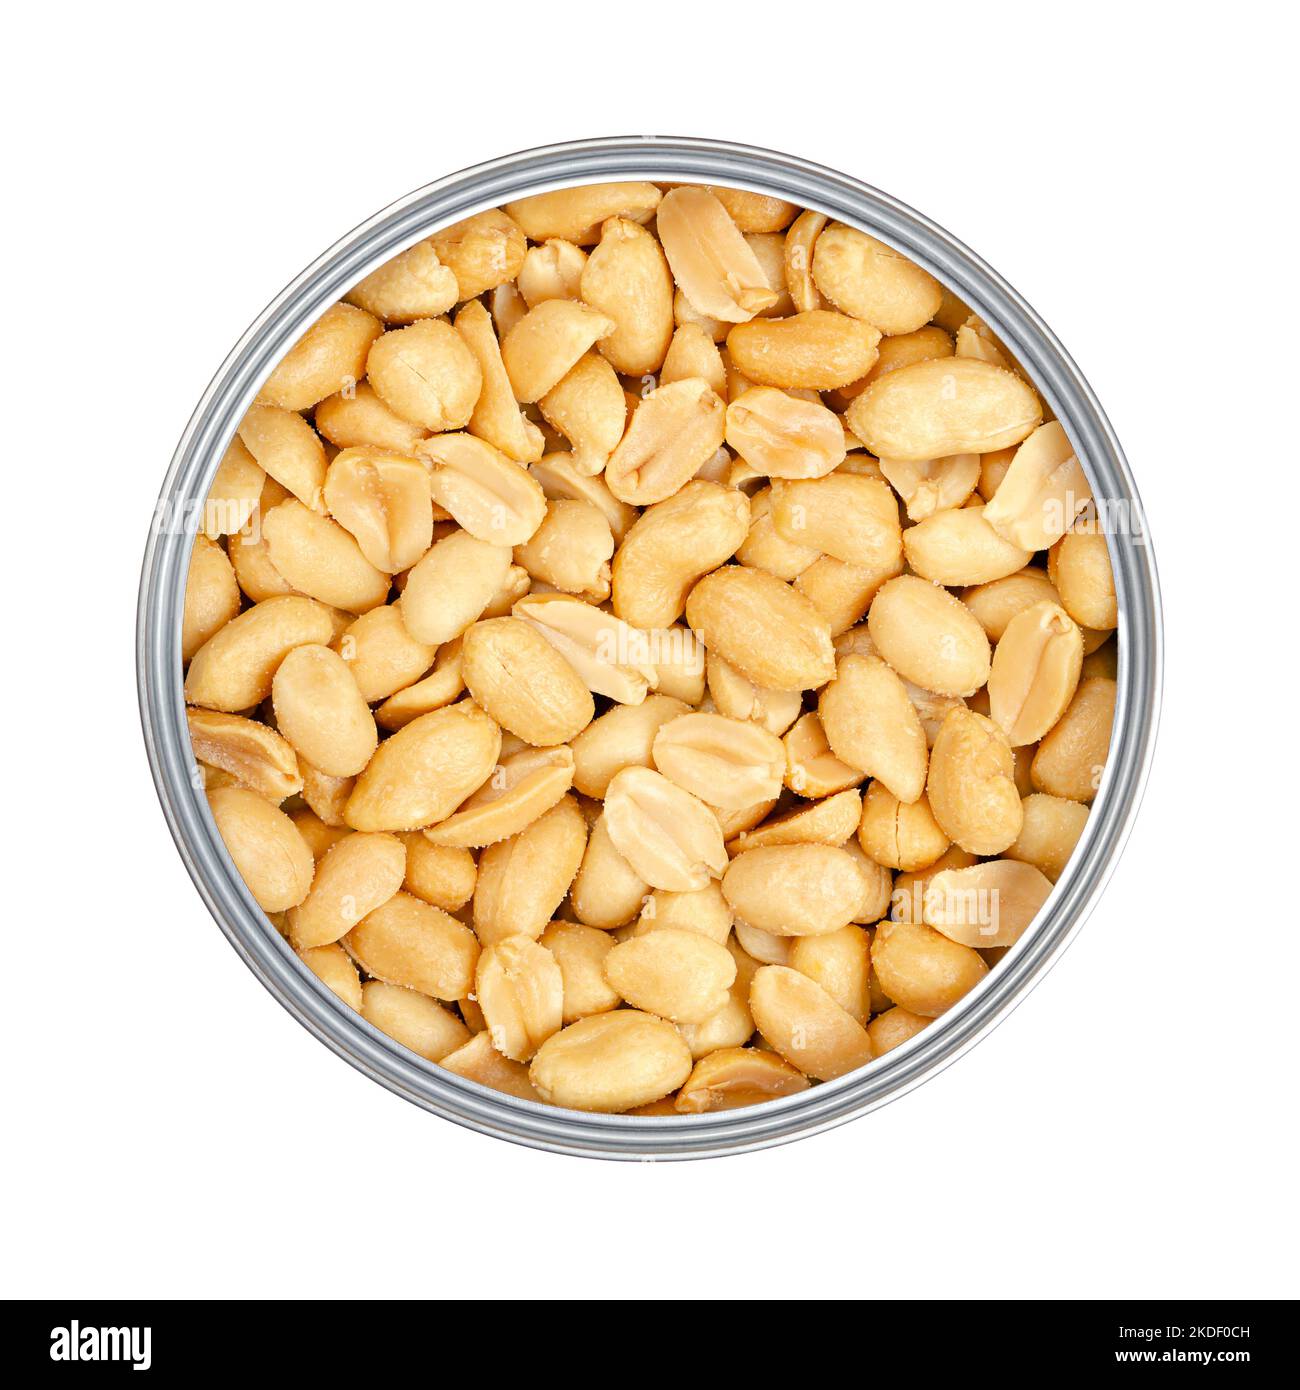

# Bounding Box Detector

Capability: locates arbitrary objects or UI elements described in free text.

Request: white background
[4,2,1294,1301]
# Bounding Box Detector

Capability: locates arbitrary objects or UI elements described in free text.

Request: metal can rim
[137,135,1163,1160]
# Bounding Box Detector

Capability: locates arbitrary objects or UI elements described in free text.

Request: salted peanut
[611,481,749,629]
[879,453,980,522]
[660,322,728,395]
[848,357,1041,461]
[366,319,482,433]
[675,1046,808,1112]
[871,919,987,1017]
[730,789,862,853]
[315,381,430,455]
[724,387,845,480]
[183,537,241,663]
[811,224,943,335]
[439,1030,540,1101]
[429,208,527,299]
[701,657,794,742]
[345,700,500,832]
[923,859,1053,948]
[237,404,327,509]
[1031,677,1115,803]
[858,781,950,873]
[977,446,1016,500]
[734,919,790,966]
[398,836,475,911]
[783,713,863,798]
[795,555,898,636]
[297,943,363,1009]
[288,831,406,949]
[1048,529,1118,631]
[983,421,1092,551]
[903,503,1032,587]
[687,566,835,692]
[540,921,621,1023]
[1081,638,1117,682]
[506,182,660,244]
[783,209,827,312]
[569,812,649,930]
[300,762,354,827]
[227,479,298,602]
[538,353,626,474]
[770,474,902,572]
[988,600,1084,747]
[841,840,893,924]
[207,786,314,912]
[867,575,990,697]
[262,500,390,612]
[344,891,479,1000]
[652,712,785,811]
[333,605,435,702]
[655,186,779,323]
[604,377,727,506]
[345,240,458,324]
[737,486,819,580]
[530,1010,691,1111]
[500,299,616,403]
[852,325,955,395]
[868,1006,931,1056]
[961,566,1061,641]
[474,935,564,1062]
[321,447,432,574]
[651,627,708,705]
[603,766,727,893]
[450,301,545,465]
[572,695,691,798]
[635,880,733,944]
[740,232,793,317]
[723,844,862,936]
[517,238,588,307]
[490,281,527,340]
[184,595,333,711]
[202,438,264,539]
[256,302,381,412]
[424,746,574,848]
[511,594,656,705]
[674,287,729,342]
[513,499,614,600]
[1007,793,1090,882]
[399,531,511,649]
[269,643,375,778]
[419,433,547,547]
[727,310,881,391]
[749,965,873,1080]
[788,924,872,1025]
[819,654,928,803]
[675,977,755,1058]
[889,844,976,923]
[927,708,1023,854]
[292,809,350,860]
[361,981,470,1061]
[604,929,736,1024]
[579,217,674,375]
[703,187,797,233]
[187,708,301,802]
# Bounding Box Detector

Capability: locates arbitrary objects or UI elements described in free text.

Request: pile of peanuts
[183,181,1117,1116]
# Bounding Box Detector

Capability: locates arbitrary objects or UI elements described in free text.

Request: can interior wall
[137,136,1162,1160]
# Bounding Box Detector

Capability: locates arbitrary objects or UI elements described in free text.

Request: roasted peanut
[749,965,874,1080]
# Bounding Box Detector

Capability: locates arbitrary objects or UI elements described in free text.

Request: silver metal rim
[137,136,1163,1160]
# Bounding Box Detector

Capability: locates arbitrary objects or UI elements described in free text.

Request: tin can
[137,136,1162,1160]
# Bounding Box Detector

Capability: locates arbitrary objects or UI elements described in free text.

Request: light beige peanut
[529,1010,692,1112]
[867,575,990,697]
[361,981,471,1062]
[788,924,872,1025]
[867,1006,931,1056]
[923,859,1053,948]
[734,919,791,966]
[603,929,736,1024]
[237,404,327,509]
[858,781,950,872]
[315,380,430,455]
[272,643,377,778]
[819,654,928,803]
[749,965,873,1081]
[207,786,314,912]
[604,377,727,506]
[847,357,1042,461]
[400,530,513,645]
[675,1047,809,1112]
[334,605,435,702]
[511,594,657,705]
[871,918,988,1017]
[287,831,406,949]
[366,319,483,432]
[851,325,955,394]
[256,302,381,412]
[453,300,545,464]
[472,795,588,945]
[186,708,301,802]
[726,310,881,390]
[707,187,798,233]
[423,745,574,848]
[474,935,565,1061]
[513,499,614,597]
[811,224,943,335]
[185,595,334,711]
[742,233,794,316]
[538,352,626,475]
[984,420,1093,550]
[675,288,729,342]
[1048,529,1118,631]
[226,479,297,602]
[961,566,1061,641]
[300,762,355,828]
[346,240,458,323]
[722,844,863,936]
[603,766,728,893]
[655,186,779,322]
[344,890,479,1000]
[675,984,756,1061]
[843,838,894,925]
[500,299,616,403]
[419,433,547,547]
[376,640,465,730]
[571,695,691,798]
[438,1030,540,1102]
[429,208,527,299]
[517,237,588,306]
[634,881,733,945]
[459,617,594,745]
[783,712,863,798]
[651,627,709,705]
[878,454,981,521]
[927,707,1023,854]
[729,788,861,852]
[652,712,785,811]
[795,555,898,636]
[292,809,351,861]
[344,700,501,832]
[771,473,902,574]
[724,387,845,479]
[783,209,827,312]
[322,447,433,573]
[531,451,637,542]
[202,438,264,539]
[506,182,661,244]
[902,504,1033,587]
[298,943,362,1010]
[579,217,674,374]
[568,811,649,930]
[660,322,727,395]
[889,844,976,923]
[705,654,800,738]
[402,836,476,910]
[541,921,622,1023]
[262,500,390,612]
[1031,676,1115,803]
[737,486,819,580]
[988,600,1084,746]
[1006,793,1090,882]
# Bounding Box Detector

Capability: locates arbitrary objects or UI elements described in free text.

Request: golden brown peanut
[745,233,794,317]
[878,453,980,521]
[187,708,301,802]
[271,643,377,778]
[471,796,587,946]
[961,566,1061,641]
[571,696,691,799]
[300,762,355,828]
[475,935,565,1061]
[568,812,649,930]
[227,481,298,603]
[852,325,955,395]
[1081,634,1118,680]
[889,845,976,924]
[604,378,727,506]
[237,404,327,510]
[401,836,476,910]
[674,288,729,342]
[984,421,1092,550]
[344,891,479,1000]
[459,617,593,745]
[430,208,527,299]
[1049,529,1118,631]
[1007,793,1090,882]
[346,240,458,323]
[453,299,546,464]
[655,186,779,322]
[811,224,943,335]
[366,319,482,433]
[299,943,363,1010]
[202,438,264,539]
[500,299,617,403]
[978,446,1016,500]
[1031,677,1116,803]
[611,480,749,629]
[538,352,626,474]
[988,601,1084,746]
[288,831,406,949]
[788,924,872,1025]
[902,504,1033,587]
[513,499,613,597]
[784,712,863,798]
[511,594,656,705]
[843,838,894,925]
[649,631,708,706]
[345,700,500,832]
[707,187,798,233]
[848,357,1041,461]
[705,655,797,740]
[725,387,846,479]
[819,654,928,803]
[867,575,990,697]
[184,595,334,711]
[795,555,897,636]
[361,981,471,1061]
[867,1006,931,1056]
[733,919,790,966]
[749,965,873,1080]
[506,182,661,244]
[375,639,465,730]
[922,859,1053,948]
[652,712,785,811]
[541,921,622,1023]
[424,746,574,848]
[322,447,432,573]
[783,209,827,312]
[603,766,728,893]
[675,985,756,1061]
[858,781,950,872]
[438,1030,541,1102]
[333,604,435,702]
[927,708,1023,855]
[262,500,390,612]
[256,302,381,412]
[529,1010,691,1112]
[686,566,835,692]
[419,432,547,547]
[207,786,314,912]
[723,844,863,936]
[737,486,820,580]
[660,322,728,395]
[635,881,733,945]
[400,530,513,646]
[729,788,861,853]
[604,929,736,1024]
[292,809,351,861]
[579,217,674,374]
[315,381,430,455]
[771,473,902,575]
[727,310,881,390]
[871,919,988,1017]
[517,237,588,307]
[531,451,637,541]
[675,1047,809,1112]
